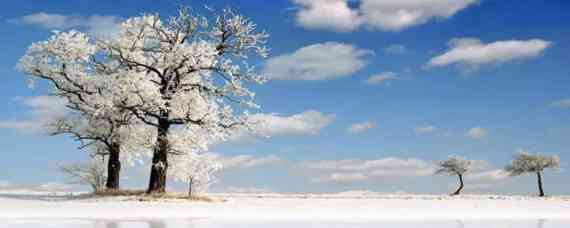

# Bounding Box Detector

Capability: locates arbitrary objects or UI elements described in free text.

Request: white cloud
[462,163,511,191]
[428,38,551,69]
[264,42,373,80]
[0,96,67,134]
[250,110,336,136]
[365,72,398,85]
[384,44,408,55]
[551,99,570,108]
[315,172,368,183]
[291,0,477,32]
[292,0,362,32]
[217,154,284,170]
[82,15,123,38]
[0,181,73,193]
[466,126,487,139]
[304,157,435,183]
[359,0,477,31]
[221,110,335,144]
[348,121,376,134]
[414,125,439,134]
[468,169,510,182]
[9,13,122,38]
[304,157,434,173]
[9,12,77,29]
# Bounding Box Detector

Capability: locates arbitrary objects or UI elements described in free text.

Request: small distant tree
[436,156,472,195]
[170,153,222,197]
[505,151,560,197]
[60,157,107,192]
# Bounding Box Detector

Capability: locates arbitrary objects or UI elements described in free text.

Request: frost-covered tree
[170,152,222,197]
[17,31,142,190]
[18,6,268,194]
[96,7,268,193]
[60,157,107,192]
[436,156,472,195]
[505,151,560,197]
[50,113,152,190]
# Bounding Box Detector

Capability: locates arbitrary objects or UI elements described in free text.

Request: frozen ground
[0,191,569,221]
[1,219,570,228]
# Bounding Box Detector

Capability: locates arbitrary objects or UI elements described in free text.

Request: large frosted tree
[505,151,560,197]
[17,31,143,190]
[18,7,268,194]
[97,7,269,193]
[436,156,472,195]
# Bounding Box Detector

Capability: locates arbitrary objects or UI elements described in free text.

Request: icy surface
[0,192,569,221]
[1,219,570,228]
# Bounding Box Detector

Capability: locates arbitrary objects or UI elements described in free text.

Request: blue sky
[1,0,570,195]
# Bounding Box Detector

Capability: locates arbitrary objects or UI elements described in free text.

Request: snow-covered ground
[2,219,570,228]
[0,191,569,221]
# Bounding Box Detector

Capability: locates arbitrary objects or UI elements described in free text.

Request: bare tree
[505,151,560,197]
[436,156,472,195]
[60,157,107,192]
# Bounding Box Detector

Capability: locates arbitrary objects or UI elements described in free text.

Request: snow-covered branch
[59,157,107,192]
[170,152,222,197]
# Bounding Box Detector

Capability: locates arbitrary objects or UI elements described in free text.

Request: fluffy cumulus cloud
[365,72,398,85]
[304,157,436,183]
[9,12,74,29]
[292,0,362,32]
[427,38,551,69]
[250,110,336,136]
[291,0,478,32]
[220,110,335,144]
[0,96,67,134]
[8,12,122,38]
[217,154,284,170]
[414,125,439,134]
[263,42,373,80]
[359,0,477,31]
[466,126,487,139]
[348,121,376,134]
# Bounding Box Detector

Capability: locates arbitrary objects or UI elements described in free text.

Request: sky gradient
[1,0,570,195]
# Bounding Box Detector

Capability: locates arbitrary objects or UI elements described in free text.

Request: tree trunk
[105,142,121,190]
[537,171,545,197]
[147,118,170,194]
[188,178,193,198]
[453,173,464,195]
